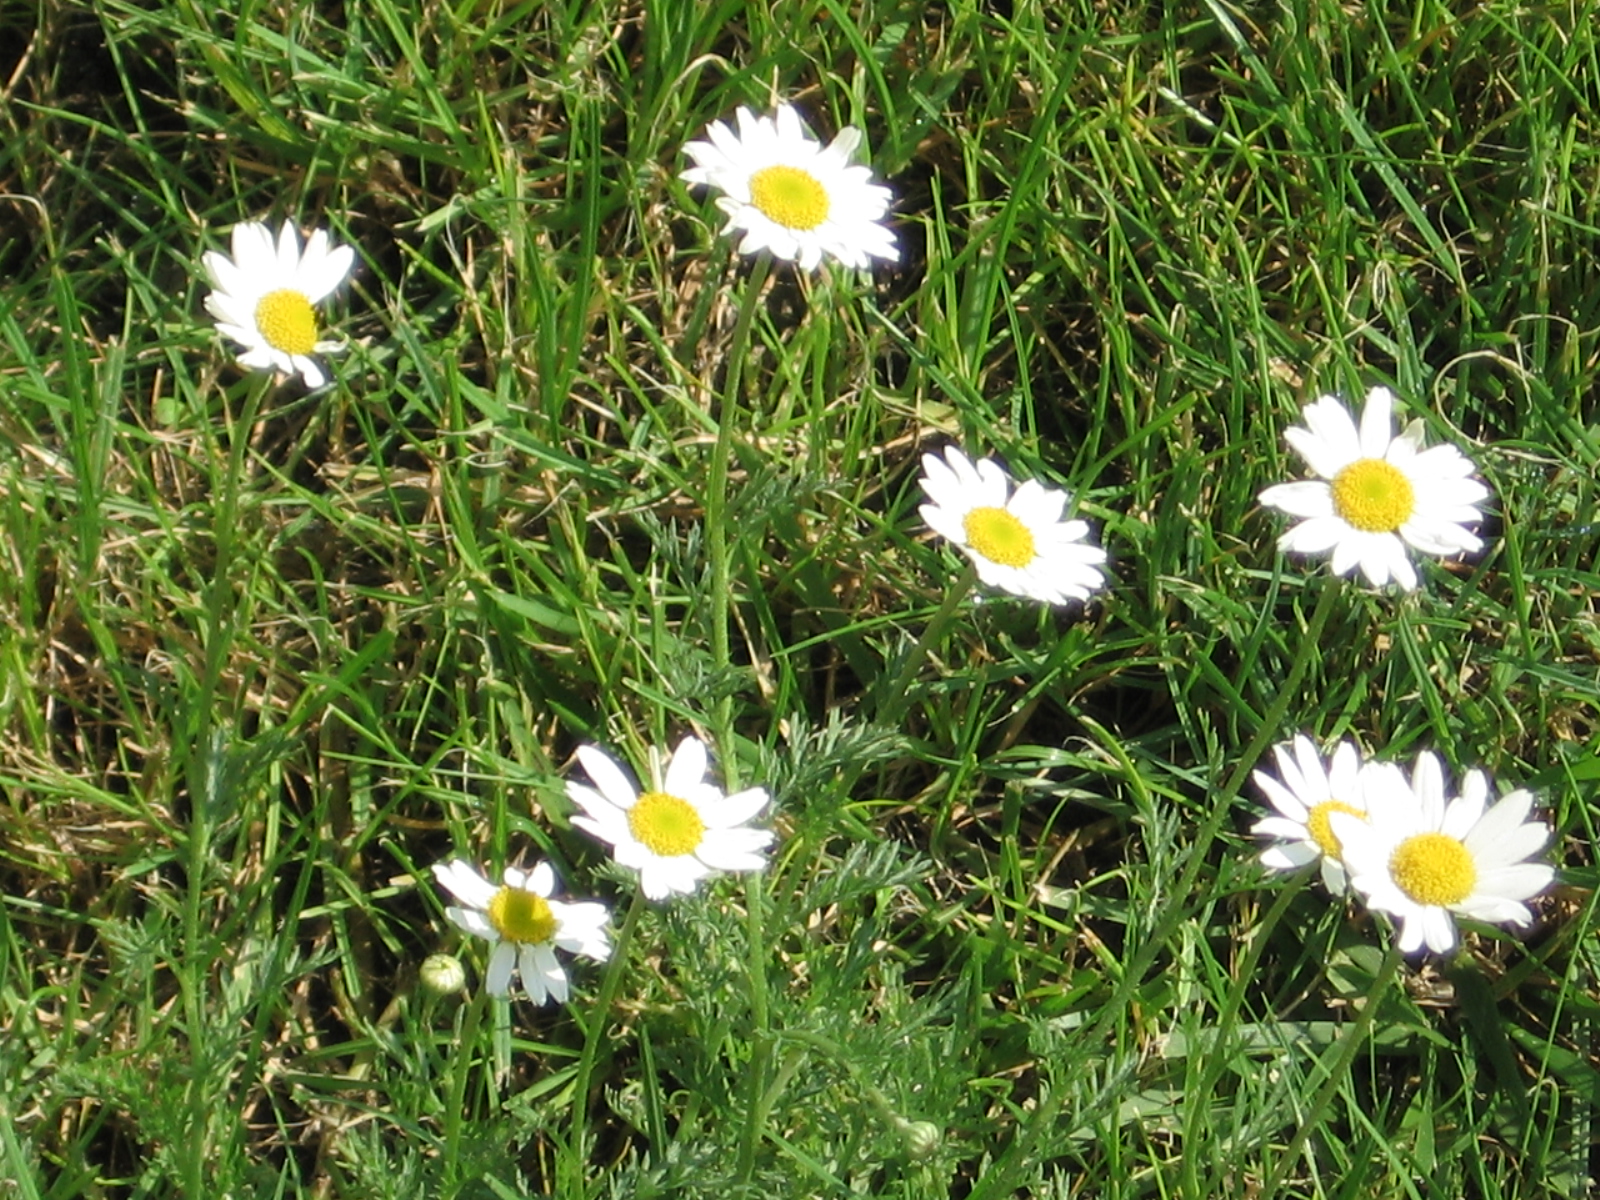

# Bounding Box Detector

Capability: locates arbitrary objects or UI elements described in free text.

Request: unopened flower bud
[419,953,467,997]
[893,1117,941,1162]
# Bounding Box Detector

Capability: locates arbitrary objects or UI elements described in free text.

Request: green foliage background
[1,0,1597,1196]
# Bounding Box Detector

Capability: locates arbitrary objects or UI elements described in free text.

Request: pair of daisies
[1253,736,1555,954]
[919,381,1487,608]
[432,736,774,1006]
[201,103,898,390]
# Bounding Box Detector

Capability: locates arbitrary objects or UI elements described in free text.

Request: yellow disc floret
[488,886,558,945]
[1389,832,1477,907]
[254,288,319,356]
[1330,458,1416,533]
[629,791,706,857]
[749,165,831,231]
[1305,799,1364,858]
[963,506,1036,568]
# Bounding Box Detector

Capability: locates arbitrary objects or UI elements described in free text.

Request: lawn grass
[2,0,1597,1196]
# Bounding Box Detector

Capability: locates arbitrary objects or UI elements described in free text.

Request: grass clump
[1,0,1597,1196]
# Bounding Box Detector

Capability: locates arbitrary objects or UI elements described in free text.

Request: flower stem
[564,887,646,1192]
[732,870,772,1185]
[875,559,979,722]
[1256,942,1404,1196]
[178,370,271,1200]
[704,253,770,778]
[703,254,775,1189]
[442,984,487,1188]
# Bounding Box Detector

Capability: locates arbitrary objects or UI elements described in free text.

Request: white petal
[1356,387,1396,458]
[1259,480,1336,519]
[1419,905,1458,954]
[486,940,517,995]
[1299,396,1362,471]
[1472,862,1554,902]
[433,859,497,909]
[703,785,770,829]
[638,855,709,899]
[1260,842,1319,869]
[665,736,712,795]
[1454,895,1534,925]
[527,861,556,896]
[1276,515,1350,556]
[695,826,774,871]
[443,906,495,940]
[574,745,641,811]
[520,942,566,1005]
[1410,753,1447,828]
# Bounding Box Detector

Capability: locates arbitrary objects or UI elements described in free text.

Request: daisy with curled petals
[918,445,1107,606]
[431,859,611,1004]
[566,736,774,900]
[1258,386,1490,590]
[1250,734,1373,892]
[1331,752,1555,955]
[680,103,898,271]
[203,219,355,388]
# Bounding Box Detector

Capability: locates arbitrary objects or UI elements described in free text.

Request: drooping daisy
[680,103,898,271]
[202,219,355,388]
[431,859,611,1004]
[566,736,773,900]
[918,445,1107,606]
[1250,734,1374,892]
[1331,752,1556,955]
[1258,386,1490,590]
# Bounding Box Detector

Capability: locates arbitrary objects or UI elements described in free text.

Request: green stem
[967,578,1345,1200]
[876,560,979,720]
[732,871,772,1185]
[1184,872,1309,1198]
[1256,943,1404,1198]
[704,253,770,775]
[565,888,647,1193]
[701,255,774,1188]
[442,985,488,1188]
[179,370,270,1200]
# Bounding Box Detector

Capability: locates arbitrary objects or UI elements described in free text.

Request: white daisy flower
[1258,386,1490,590]
[431,859,611,1004]
[1250,734,1373,892]
[202,219,355,388]
[1331,752,1556,955]
[566,736,773,900]
[680,103,898,271]
[918,445,1107,606]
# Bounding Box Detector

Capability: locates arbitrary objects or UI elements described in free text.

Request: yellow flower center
[1330,458,1415,532]
[254,288,318,356]
[748,164,831,231]
[487,886,557,944]
[1389,832,1477,907]
[962,506,1036,568]
[629,791,706,857]
[1305,799,1364,858]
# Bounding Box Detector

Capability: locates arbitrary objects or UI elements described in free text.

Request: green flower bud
[894,1117,941,1162]
[419,953,467,997]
